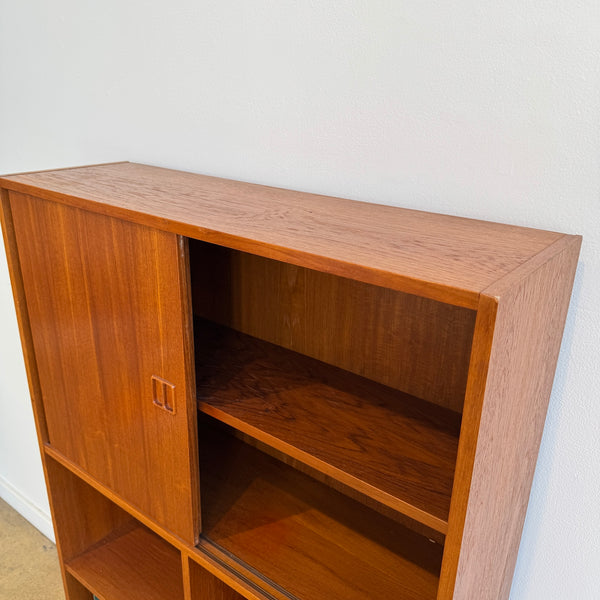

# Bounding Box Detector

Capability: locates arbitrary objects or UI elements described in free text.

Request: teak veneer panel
[66,524,184,600]
[0,162,563,307]
[439,236,581,600]
[0,190,49,444]
[191,242,476,411]
[188,560,246,600]
[45,444,277,600]
[199,423,442,600]
[8,191,199,543]
[196,319,460,533]
[44,457,135,563]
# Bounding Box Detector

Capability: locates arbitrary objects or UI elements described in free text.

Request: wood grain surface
[196,319,459,533]
[191,241,476,411]
[2,192,89,600]
[226,429,448,546]
[0,190,50,443]
[45,457,135,563]
[66,524,184,600]
[1,162,564,307]
[46,444,277,600]
[439,236,581,599]
[45,456,135,600]
[189,559,246,600]
[9,191,199,543]
[199,421,443,600]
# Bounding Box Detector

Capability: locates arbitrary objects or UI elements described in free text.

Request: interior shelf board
[65,524,184,600]
[199,423,442,600]
[195,319,460,533]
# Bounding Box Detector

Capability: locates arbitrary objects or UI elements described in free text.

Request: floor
[0,498,65,599]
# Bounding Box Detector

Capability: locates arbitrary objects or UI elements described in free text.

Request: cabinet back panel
[190,241,475,412]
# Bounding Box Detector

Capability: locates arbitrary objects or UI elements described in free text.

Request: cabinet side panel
[9,192,199,543]
[0,189,49,442]
[439,236,581,599]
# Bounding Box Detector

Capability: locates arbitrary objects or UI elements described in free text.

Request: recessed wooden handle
[151,375,176,415]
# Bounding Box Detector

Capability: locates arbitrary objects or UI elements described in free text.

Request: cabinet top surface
[1,162,571,308]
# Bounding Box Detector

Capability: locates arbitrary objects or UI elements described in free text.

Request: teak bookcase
[0,162,580,600]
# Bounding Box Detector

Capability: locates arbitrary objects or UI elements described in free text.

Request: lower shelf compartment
[195,318,460,533]
[198,419,443,600]
[65,523,184,600]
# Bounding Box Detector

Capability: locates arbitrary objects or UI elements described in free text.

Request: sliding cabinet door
[9,192,198,543]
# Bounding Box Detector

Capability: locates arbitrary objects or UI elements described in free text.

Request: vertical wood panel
[64,573,94,600]
[0,190,49,442]
[189,557,256,600]
[182,555,193,600]
[438,237,581,599]
[9,192,199,543]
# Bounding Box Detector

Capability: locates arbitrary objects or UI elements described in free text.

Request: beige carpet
[0,498,65,599]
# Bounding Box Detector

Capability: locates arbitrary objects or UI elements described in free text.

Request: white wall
[1,2,598,597]
[0,248,53,539]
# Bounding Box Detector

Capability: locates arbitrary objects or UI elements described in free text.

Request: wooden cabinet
[0,162,580,600]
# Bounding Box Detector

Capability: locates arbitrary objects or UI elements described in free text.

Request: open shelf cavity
[65,523,184,600]
[198,417,443,600]
[196,318,460,533]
